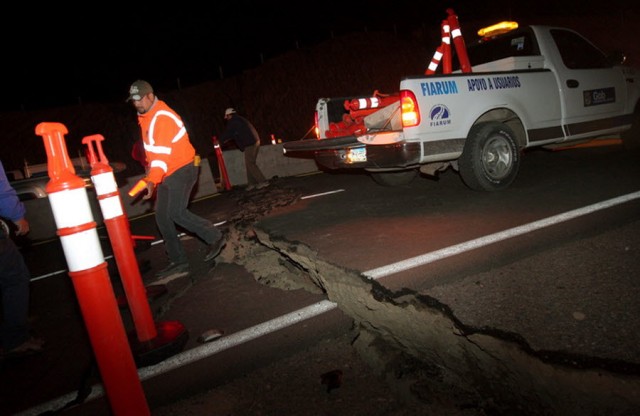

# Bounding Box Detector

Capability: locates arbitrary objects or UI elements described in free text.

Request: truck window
[550,29,610,69]
[463,27,541,68]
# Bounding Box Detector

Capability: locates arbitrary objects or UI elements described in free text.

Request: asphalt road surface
[3,143,639,415]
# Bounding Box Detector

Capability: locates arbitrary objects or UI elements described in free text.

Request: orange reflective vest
[138,98,195,185]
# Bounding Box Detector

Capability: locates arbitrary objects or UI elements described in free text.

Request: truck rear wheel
[459,122,520,191]
[369,169,419,186]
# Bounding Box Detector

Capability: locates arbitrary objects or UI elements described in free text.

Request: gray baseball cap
[127,80,153,101]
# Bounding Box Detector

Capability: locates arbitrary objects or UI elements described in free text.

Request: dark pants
[154,163,222,264]
[0,234,30,351]
[244,143,267,185]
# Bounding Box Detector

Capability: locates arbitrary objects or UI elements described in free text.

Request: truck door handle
[566,79,579,88]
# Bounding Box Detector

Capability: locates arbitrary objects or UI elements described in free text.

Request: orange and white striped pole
[86,134,188,366]
[447,8,472,73]
[212,136,231,190]
[425,45,444,75]
[344,93,401,111]
[441,20,452,74]
[82,134,157,342]
[36,122,149,416]
[425,20,451,75]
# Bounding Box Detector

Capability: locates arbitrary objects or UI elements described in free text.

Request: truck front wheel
[459,122,520,191]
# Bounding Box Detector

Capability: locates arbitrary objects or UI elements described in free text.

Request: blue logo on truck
[429,105,451,126]
[421,80,458,96]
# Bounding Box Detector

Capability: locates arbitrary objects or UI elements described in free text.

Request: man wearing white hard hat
[220,108,269,190]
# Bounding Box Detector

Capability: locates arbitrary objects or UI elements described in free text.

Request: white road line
[17,300,339,416]
[301,189,345,199]
[30,222,227,282]
[138,300,338,379]
[364,191,640,280]
[17,191,639,415]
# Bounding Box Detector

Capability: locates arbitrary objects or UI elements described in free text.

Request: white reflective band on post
[49,188,95,229]
[434,51,443,60]
[357,98,368,108]
[99,196,124,220]
[451,28,462,38]
[92,172,118,195]
[428,62,439,71]
[370,97,380,108]
[59,229,105,272]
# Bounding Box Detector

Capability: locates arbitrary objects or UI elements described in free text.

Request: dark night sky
[3,0,634,112]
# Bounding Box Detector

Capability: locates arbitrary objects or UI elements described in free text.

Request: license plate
[348,147,367,162]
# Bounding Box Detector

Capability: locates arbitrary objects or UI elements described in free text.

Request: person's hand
[13,218,29,236]
[142,181,156,200]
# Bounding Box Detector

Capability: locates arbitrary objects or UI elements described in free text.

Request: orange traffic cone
[212,136,231,191]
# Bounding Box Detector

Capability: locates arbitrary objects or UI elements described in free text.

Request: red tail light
[400,90,420,127]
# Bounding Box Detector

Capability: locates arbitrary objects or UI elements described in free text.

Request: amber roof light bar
[477,21,519,37]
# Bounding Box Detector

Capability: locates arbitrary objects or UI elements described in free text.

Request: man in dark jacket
[220,108,269,190]
[0,160,44,358]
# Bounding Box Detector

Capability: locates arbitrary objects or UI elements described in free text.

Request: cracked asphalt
[4,149,640,415]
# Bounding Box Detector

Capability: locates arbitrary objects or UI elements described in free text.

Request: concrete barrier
[23,143,320,242]
[219,142,319,187]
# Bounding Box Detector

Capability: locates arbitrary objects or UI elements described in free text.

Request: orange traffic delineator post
[426,9,471,75]
[84,134,188,366]
[344,91,400,111]
[447,8,472,73]
[82,134,158,342]
[425,25,446,75]
[425,20,452,75]
[36,122,150,416]
[212,135,231,190]
[441,19,453,74]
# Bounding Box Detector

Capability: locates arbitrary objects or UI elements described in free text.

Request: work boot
[204,238,226,262]
[2,337,45,359]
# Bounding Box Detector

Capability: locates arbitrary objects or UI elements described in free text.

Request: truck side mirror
[607,50,627,66]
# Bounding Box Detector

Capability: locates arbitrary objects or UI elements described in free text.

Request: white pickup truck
[283,24,640,190]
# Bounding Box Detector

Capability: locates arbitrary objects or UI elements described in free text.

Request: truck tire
[459,122,520,192]
[370,169,419,186]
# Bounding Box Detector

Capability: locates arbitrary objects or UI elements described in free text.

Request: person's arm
[131,139,148,170]
[219,118,239,144]
[219,129,231,144]
[0,161,29,236]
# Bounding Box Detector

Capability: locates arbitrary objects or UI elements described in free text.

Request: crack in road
[218,183,640,414]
